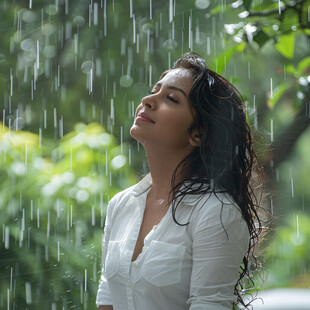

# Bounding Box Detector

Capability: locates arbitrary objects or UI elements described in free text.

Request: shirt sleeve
[187,194,250,310]
[96,194,119,307]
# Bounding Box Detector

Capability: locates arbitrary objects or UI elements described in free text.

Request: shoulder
[194,191,241,213]
[190,191,246,230]
[109,184,136,203]
[104,184,138,227]
[109,172,152,205]
[107,173,152,217]
[188,191,250,246]
[107,184,136,210]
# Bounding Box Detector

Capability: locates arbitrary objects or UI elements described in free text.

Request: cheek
[160,111,192,133]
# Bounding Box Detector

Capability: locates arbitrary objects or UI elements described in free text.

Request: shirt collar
[130,172,209,206]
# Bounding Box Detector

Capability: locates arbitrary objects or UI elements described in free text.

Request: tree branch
[263,86,310,175]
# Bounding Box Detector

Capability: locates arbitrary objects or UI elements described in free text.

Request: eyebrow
[155,83,188,99]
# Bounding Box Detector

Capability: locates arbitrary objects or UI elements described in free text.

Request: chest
[108,194,193,259]
[132,198,169,261]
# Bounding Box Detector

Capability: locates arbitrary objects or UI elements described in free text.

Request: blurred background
[0,0,309,309]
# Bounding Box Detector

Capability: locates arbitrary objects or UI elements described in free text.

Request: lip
[136,112,155,123]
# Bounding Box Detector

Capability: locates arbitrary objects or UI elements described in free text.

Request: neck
[143,143,192,201]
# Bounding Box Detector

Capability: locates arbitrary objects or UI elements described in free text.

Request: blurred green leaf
[242,0,253,11]
[297,56,310,75]
[275,33,295,59]
[210,5,222,15]
[251,0,281,11]
[269,82,291,108]
[279,9,299,33]
[285,64,297,75]
[212,43,245,74]
[253,29,270,47]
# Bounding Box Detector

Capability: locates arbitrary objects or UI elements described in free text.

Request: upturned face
[130,68,196,151]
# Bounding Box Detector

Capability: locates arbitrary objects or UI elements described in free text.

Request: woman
[96,52,263,310]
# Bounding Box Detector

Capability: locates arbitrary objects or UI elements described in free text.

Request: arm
[96,195,120,308]
[187,197,250,310]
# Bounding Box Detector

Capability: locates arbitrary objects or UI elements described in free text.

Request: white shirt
[96,173,250,310]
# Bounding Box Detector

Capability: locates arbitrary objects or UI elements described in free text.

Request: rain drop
[25,282,32,304]
[150,0,153,20]
[291,177,294,198]
[5,226,10,249]
[92,205,95,226]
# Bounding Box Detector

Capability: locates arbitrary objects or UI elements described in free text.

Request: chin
[130,127,152,145]
[129,126,142,141]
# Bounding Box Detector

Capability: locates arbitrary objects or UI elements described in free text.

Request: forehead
[158,68,193,94]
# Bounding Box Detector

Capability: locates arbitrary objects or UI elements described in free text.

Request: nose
[141,94,155,110]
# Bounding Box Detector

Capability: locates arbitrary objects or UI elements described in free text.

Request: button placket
[126,279,134,310]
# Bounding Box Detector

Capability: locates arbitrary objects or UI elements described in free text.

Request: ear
[189,128,201,147]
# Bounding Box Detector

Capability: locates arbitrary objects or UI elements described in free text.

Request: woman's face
[130,68,196,150]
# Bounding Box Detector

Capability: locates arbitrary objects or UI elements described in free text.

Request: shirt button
[128,283,132,288]
[153,225,157,229]
[133,262,138,267]
[142,246,147,252]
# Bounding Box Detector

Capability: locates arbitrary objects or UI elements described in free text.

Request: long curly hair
[160,52,264,309]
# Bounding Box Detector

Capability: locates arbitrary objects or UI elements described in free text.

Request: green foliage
[212,43,245,74]
[242,0,253,11]
[0,123,136,309]
[275,33,295,59]
[268,81,291,108]
[297,56,310,75]
[264,213,310,288]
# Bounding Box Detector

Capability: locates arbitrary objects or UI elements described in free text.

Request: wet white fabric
[96,173,250,310]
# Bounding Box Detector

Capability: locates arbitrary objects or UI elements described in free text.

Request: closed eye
[147,89,178,103]
[167,95,178,103]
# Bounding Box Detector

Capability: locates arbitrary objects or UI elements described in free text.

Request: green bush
[263,213,310,289]
[0,123,136,309]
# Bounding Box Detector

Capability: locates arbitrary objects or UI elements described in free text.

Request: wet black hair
[161,52,265,309]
